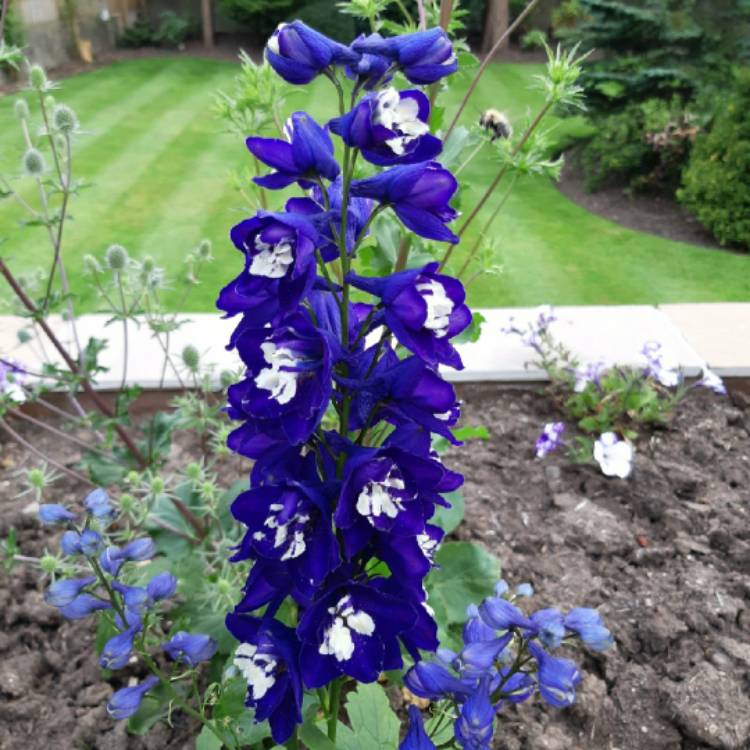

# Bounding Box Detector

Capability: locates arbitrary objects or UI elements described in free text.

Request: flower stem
[327,678,343,741]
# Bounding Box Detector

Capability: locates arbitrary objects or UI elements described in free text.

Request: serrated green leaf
[342,682,399,750]
[431,489,465,535]
[426,542,500,640]
[195,724,223,750]
[298,721,337,750]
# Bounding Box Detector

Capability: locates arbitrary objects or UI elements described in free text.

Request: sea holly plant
[507,305,727,477]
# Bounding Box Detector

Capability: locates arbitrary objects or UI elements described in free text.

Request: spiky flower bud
[14,99,29,121]
[22,148,46,176]
[27,467,46,489]
[40,554,60,575]
[105,244,128,271]
[149,475,165,495]
[28,65,47,90]
[216,578,233,596]
[82,254,102,275]
[119,493,136,514]
[219,370,235,389]
[52,104,78,134]
[141,255,155,274]
[126,470,140,486]
[181,345,200,373]
[197,239,213,260]
[185,462,202,481]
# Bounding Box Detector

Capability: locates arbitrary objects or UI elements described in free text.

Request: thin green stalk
[327,679,343,741]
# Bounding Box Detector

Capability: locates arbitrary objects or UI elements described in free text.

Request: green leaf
[298,722,337,750]
[341,682,400,750]
[126,685,170,735]
[431,489,465,535]
[426,542,500,642]
[454,311,486,344]
[439,125,477,169]
[195,725,223,750]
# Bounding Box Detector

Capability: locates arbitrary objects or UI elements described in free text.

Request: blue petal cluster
[39,492,216,721]
[403,581,613,749]
[219,20,466,745]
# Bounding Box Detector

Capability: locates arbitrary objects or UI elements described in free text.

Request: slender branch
[394,235,412,273]
[444,0,542,141]
[456,172,518,278]
[441,100,552,269]
[416,0,427,30]
[0,418,94,486]
[6,407,116,459]
[0,257,148,467]
[439,0,454,30]
[0,0,10,41]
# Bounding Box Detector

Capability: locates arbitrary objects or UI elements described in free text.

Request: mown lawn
[1,55,748,312]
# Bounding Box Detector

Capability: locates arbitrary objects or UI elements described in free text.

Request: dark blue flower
[230,474,339,591]
[107,675,159,719]
[100,626,140,670]
[38,503,76,524]
[351,162,459,243]
[80,529,103,556]
[287,180,374,261]
[401,705,436,750]
[266,20,360,84]
[346,37,391,90]
[58,593,112,620]
[347,349,461,444]
[528,641,581,708]
[329,88,441,166]
[297,580,417,687]
[405,660,474,702]
[247,112,339,190]
[352,29,457,85]
[84,488,114,519]
[496,668,535,705]
[347,262,471,368]
[529,608,565,650]
[99,546,123,576]
[454,676,495,750]
[479,596,533,631]
[226,613,303,744]
[217,212,319,330]
[146,572,177,601]
[334,437,460,559]
[114,537,156,562]
[226,310,334,456]
[112,581,150,614]
[44,576,96,607]
[564,608,614,652]
[162,632,217,667]
[60,530,82,556]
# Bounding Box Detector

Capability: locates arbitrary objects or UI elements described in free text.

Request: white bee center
[417,532,439,562]
[248,235,294,279]
[417,279,454,337]
[253,501,309,560]
[234,643,277,700]
[267,23,285,55]
[374,88,429,156]
[319,596,376,662]
[255,342,298,404]
[356,470,406,523]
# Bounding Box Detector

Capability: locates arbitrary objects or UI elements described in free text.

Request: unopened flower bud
[27,467,46,489]
[105,244,128,271]
[141,255,155,273]
[44,95,55,111]
[119,493,136,513]
[126,470,140,486]
[28,65,47,90]
[216,578,232,596]
[14,99,29,120]
[40,553,60,575]
[197,239,212,260]
[219,370,235,389]
[52,104,78,134]
[185,462,202,481]
[22,148,46,176]
[83,254,102,275]
[149,475,165,495]
[181,345,200,373]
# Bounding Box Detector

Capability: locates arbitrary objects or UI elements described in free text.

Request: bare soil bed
[1,385,749,749]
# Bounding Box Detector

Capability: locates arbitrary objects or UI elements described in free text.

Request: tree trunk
[481,0,509,55]
[201,0,214,48]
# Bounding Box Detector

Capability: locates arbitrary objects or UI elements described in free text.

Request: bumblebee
[479,109,512,141]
